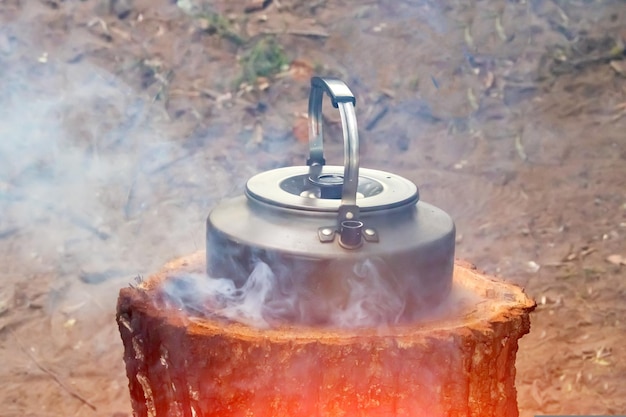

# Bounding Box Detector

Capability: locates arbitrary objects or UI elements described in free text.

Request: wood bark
[117,252,535,417]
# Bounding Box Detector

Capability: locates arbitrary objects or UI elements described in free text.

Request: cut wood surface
[117,252,535,417]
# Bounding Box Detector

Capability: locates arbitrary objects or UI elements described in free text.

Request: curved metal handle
[307,77,363,248]
[307,77,360,210]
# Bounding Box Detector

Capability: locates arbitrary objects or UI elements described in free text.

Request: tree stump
[117,251,535,417]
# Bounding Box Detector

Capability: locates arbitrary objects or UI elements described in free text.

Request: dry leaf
[252,121,264,145]
[593,357,611,366]
[467,88,478,110]
[580,246,596,258]
[606,254,626,265]
[292,115,308,144]
[289,59,314,82]
[526,261,540,273]
[256,77,270,91]
[610,60,626,77]
[563,251,577,261]
[515,134,528,161]
[483,71,495,89]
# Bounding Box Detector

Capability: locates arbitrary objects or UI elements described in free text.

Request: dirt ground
[0,0,625,416]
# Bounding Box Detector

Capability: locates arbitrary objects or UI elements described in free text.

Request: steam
[333,259,406,327]
[162,259,414,329]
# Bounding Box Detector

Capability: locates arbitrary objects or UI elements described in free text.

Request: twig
[244,0,273,13]
[55,209,111,240]
[4,411,59,417]
[148,150,195,175]
[124,175,138,220]
[515,133,528,162]
[261,28,330,38]
[287,28,330,38]
[0,227,19,239]
[365,106,388,131]
[0,191,110,240]
[10,329,98,411]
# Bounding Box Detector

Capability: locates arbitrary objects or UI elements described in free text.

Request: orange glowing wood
[117,252,535,417]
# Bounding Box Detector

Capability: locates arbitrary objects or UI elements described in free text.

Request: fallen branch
[10,329,97,411]
[286,28,330,38]
[49,206,111,240]
[260,28,330,38]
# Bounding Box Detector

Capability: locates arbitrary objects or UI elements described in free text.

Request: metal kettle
[206,77,455,326]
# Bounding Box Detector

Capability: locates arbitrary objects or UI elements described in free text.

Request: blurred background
[0,0,625,415]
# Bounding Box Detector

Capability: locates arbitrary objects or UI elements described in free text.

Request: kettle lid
[246,166,418,213]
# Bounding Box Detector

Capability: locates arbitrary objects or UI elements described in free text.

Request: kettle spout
[339,220,364,249]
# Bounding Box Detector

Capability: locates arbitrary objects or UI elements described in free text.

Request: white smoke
[158,257,478,330]
[0,27,414,332]
[162,262,285,328]
[0,56,254,283]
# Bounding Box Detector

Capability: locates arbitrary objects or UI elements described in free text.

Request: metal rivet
[321,228,334,236]
[364,228,376,236]
[345,212,354,219]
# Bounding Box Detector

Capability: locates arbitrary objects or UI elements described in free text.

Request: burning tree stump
[117,252,535,417]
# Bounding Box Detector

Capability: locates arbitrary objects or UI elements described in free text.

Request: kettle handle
[307,77,363,248]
